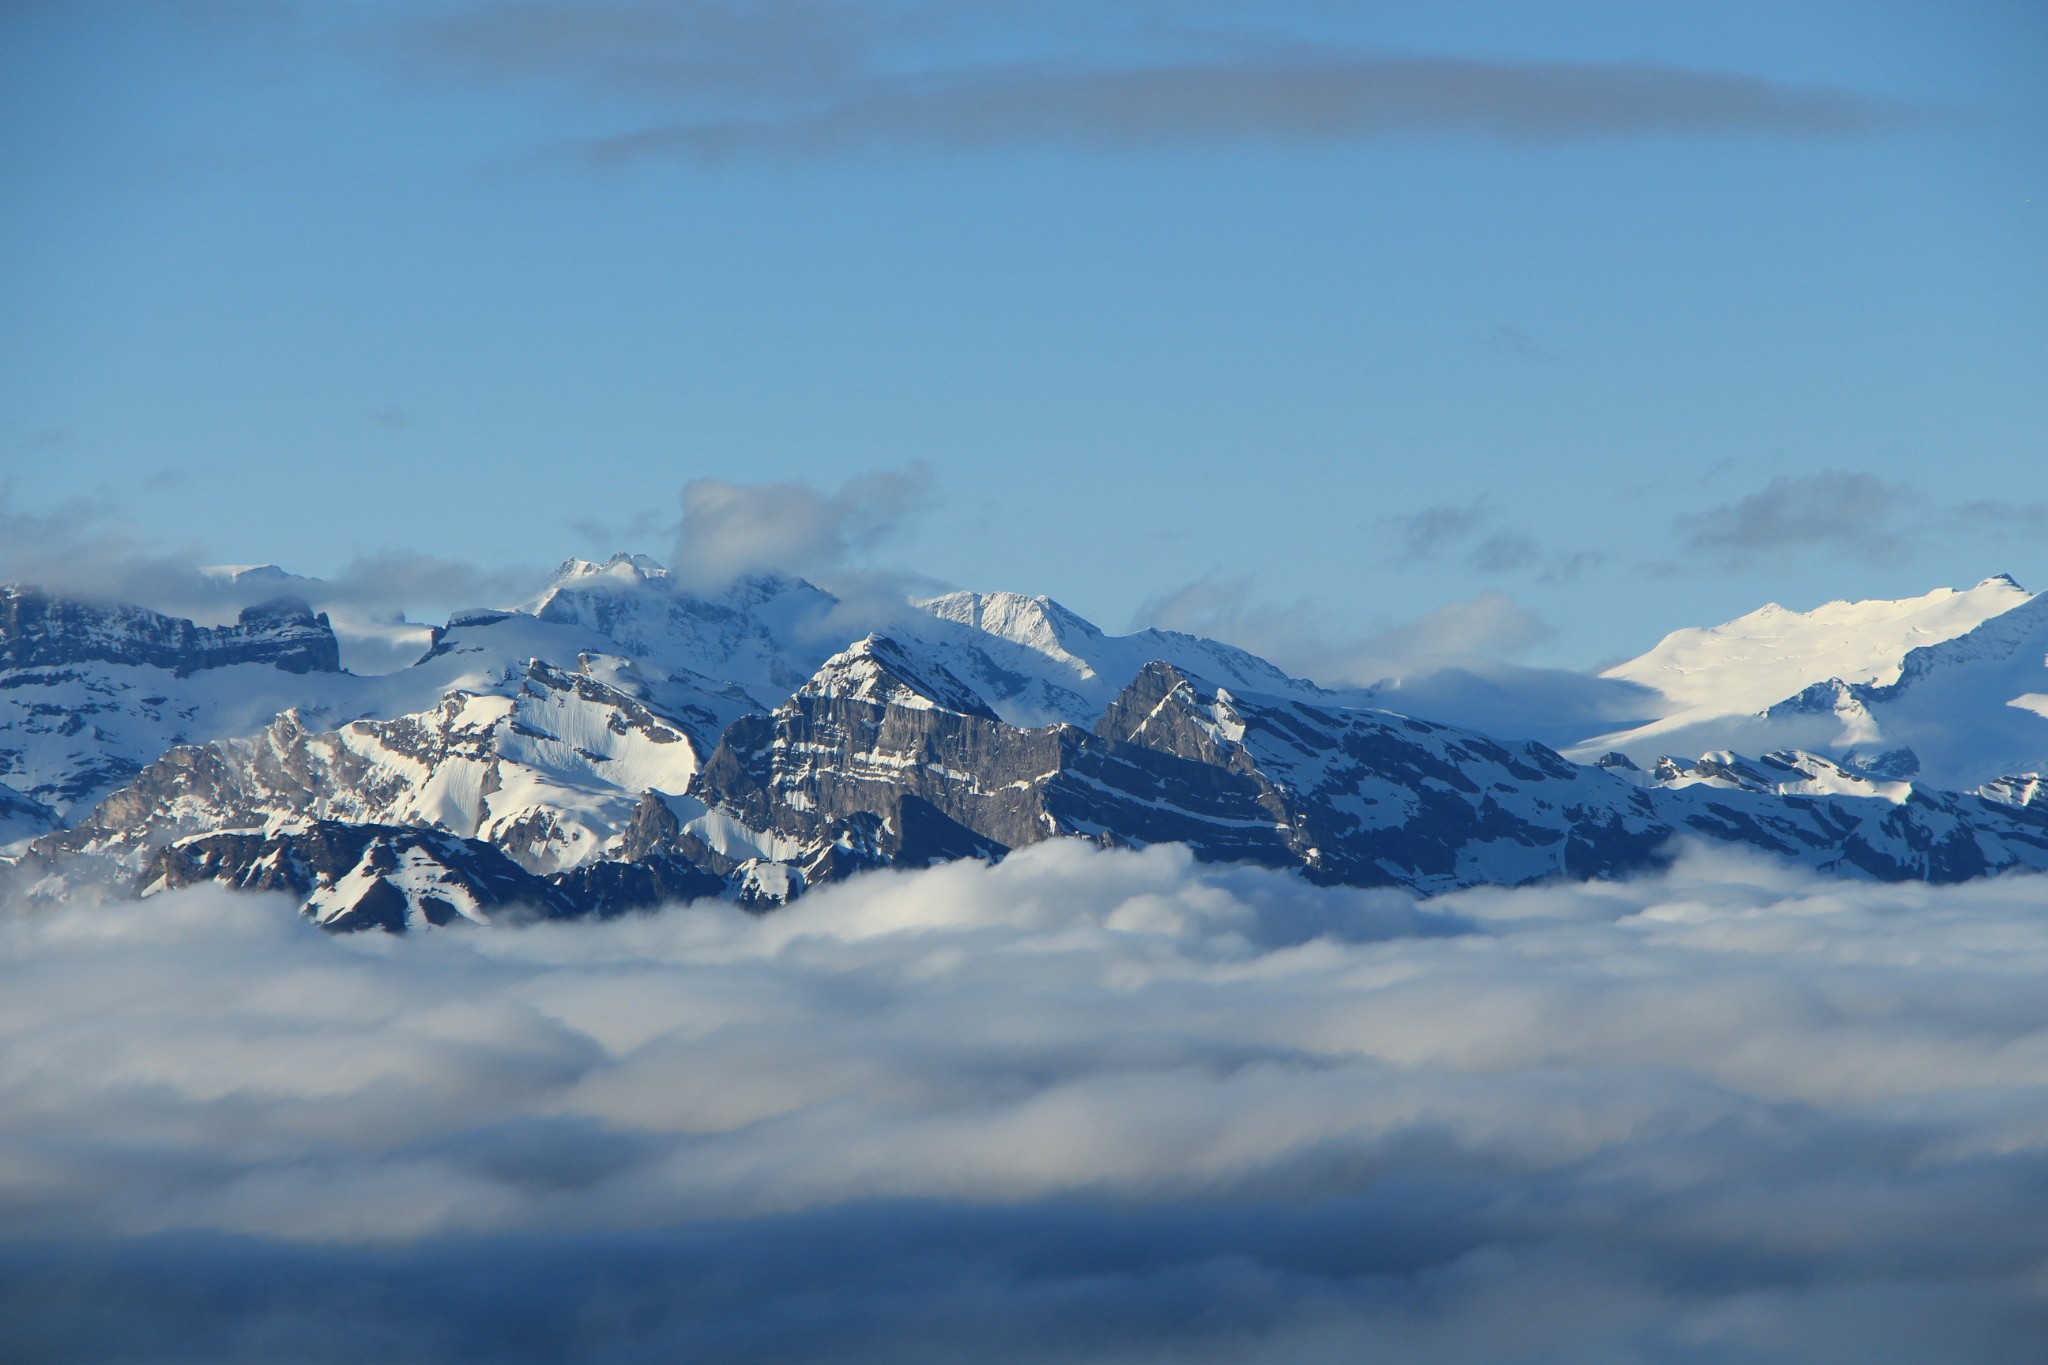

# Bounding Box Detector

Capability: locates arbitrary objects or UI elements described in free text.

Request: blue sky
[2,0,2042,672]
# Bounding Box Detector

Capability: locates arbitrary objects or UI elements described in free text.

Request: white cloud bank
[670,466,932,593]
[4,842,2047,1361]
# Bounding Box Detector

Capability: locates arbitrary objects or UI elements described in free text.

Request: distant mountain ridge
[0,586,340,676]
[1574,576,2048,790]
[6,555,2046,929]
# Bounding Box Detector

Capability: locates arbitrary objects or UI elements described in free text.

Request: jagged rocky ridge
[7,557,2048,930]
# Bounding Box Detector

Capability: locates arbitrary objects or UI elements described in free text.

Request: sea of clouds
[4,840,2047,1362]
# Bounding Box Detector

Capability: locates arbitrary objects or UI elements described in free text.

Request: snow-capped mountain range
[5,556,2046,930]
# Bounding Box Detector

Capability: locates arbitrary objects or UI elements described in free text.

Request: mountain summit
[1573,576,2046,790]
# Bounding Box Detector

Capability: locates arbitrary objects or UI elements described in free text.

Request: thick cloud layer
[4,841,2047,1361]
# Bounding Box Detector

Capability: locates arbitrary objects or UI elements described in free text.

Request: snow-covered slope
[55,657,736,877]
[1606,576,2029,714]
[1754,591,2048,790]
[911,589,1341,727]
[522,559,1337,727]
[523,556,842,705]
[1573,576,2046,788]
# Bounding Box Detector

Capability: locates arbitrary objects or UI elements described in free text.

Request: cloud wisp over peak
[669,464,932,592]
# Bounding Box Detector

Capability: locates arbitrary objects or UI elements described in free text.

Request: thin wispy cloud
[1391,498,1603,584]
[0,492,546,672]
[1477,322,1557,363]
[360,1,1925,162]
[1678,469,1909,564]
[670,464,933,592]
[1673,470,2048,571]
[1397,499,1488,558]
[0,492,540,619]
[1138,576,1556,689]
[586,57,1916,162]
[1113,574,1653,743]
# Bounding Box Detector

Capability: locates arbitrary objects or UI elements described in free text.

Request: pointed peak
[546,553,670,590]
[1097,659,1246,750]
[1129,658,1199,692]
[801,635,998,720]
[527,554,673,615]
[915,588,1104,653]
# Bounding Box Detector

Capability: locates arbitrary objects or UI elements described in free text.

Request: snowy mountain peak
[550,552,671,586]
[797,635,1001,720]
[1575,575,2048,792]
[526,553,672,613]
[920,590,1104,656]
[1876,589,2048,694]
[1603,575,2033,716]
[1097,661,1250,760]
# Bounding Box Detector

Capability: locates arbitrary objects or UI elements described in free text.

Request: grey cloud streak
[363,2,1922,162]
[1390,497,1604,585]
[1673,469,2048,570]
[586,55,1915,162]
[4,842,2047,1360]
[1678,469,1912,565]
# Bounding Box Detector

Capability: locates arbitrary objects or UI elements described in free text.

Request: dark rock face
[0,588,341,676]
[142,818,734,932]
[1096,663,1679,889]
[688,640,1305,873]
[688,646,1678,892]
[556,853,725,919]
[693,636,1022,862]
[144,822,574,932]
[690,647,2048,902]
